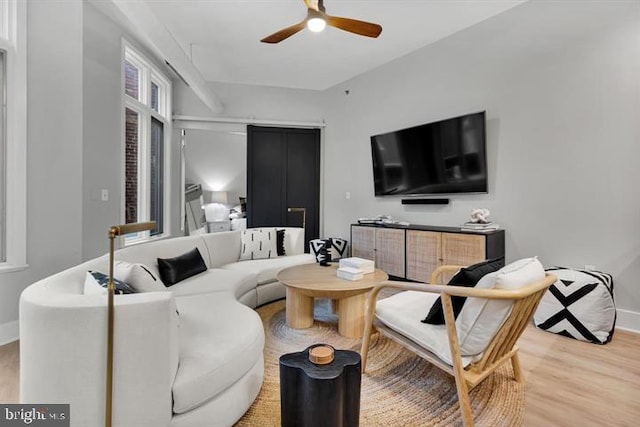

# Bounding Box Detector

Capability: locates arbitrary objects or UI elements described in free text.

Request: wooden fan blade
[326,15,382,38]
[261,21,307,44]
[303,0,320,12]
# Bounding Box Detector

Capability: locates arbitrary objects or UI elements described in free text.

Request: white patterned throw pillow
[240,228,278,261]
[114,260,166,293]
[83,271,136,295]
[309,237,349,262]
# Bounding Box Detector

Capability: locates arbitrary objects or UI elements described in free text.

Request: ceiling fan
[261,0,382,44]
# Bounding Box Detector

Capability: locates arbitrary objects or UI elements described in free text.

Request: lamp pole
[105,221,156,427]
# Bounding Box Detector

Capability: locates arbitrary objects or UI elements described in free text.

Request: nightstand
[207,220,231,233]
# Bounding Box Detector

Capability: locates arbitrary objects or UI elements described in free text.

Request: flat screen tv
[370,111,487,196]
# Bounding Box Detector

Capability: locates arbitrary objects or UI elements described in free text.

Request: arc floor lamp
[106,221,156,427]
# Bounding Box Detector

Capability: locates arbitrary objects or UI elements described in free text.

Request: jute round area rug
[235,299,524,427]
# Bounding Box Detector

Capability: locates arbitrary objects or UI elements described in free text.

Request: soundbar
[401,198,449,205]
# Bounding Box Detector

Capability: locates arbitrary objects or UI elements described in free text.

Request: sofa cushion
[169,269,257,300]
[112,236,212,284]
[375,291,477,367]
[422,257,504,325]
[172,292,264,414]
[239,228,278,261]
[456,257,545,356]
[114,260,166,293]
[221,253,315,285]
[158,248,208,286]
[201,231,242,268]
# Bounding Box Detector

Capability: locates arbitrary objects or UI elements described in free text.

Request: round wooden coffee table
[276,263,388,338]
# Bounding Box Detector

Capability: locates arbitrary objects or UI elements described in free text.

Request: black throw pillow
[277,229,286,256]
[421,257,504,325]
[157,247,207,287]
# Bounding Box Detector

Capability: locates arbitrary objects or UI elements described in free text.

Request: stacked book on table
[337,257,375,281]
[460,221,500,232]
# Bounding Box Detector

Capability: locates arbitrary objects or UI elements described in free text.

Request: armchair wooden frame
[360,265,556,427]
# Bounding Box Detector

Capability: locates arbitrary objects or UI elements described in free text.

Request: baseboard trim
[0,320,19,346]
[615,308,640,334]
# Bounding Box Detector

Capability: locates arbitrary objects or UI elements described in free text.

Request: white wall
[175,81,328,210]
[3,0,636,341]
[82,2,182,260]
[174,80,326,123]
[82,2,124,260]
[0,1,84,343]
[1,1,187,342]
[171,2,640,326]
[321,1,640,321]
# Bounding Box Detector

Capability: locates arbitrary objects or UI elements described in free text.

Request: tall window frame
[0,0,27,273]
[121,41,172,244]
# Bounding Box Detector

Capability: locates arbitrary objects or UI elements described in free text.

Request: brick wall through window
[125,108,138,224]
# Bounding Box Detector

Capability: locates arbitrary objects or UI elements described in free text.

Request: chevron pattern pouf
[534,267,615,344]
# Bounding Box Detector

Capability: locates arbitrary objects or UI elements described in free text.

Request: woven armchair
[360,264,556,427]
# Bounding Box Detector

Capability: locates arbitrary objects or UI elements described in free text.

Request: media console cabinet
[350,223,505,283]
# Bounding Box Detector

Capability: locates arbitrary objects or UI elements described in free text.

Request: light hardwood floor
[519,326,640,427]
[0,340,18,404]
[1,326,639,426]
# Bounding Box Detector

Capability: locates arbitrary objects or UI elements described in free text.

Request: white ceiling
[144,0,528,90]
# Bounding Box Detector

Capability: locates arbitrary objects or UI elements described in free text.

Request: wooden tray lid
[309,345,334,365]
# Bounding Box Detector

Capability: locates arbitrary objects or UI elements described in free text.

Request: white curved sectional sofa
[19,228,315,427]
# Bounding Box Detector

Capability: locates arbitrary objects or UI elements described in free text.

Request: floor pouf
[534,267,615,344]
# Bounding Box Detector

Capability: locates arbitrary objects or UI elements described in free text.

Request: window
[122,42,171,244]
[0,0,27,272]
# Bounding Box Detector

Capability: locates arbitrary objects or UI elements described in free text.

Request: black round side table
[279,344,362,427]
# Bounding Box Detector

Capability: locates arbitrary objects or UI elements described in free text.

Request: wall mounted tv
[371,111,487,196]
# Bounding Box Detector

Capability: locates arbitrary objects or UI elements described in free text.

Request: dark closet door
[247,126,320,252]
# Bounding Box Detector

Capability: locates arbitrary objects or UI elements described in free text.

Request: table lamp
[205,191,229,221]
[105,221,156,427]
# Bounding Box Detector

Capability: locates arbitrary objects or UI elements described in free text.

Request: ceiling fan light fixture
[307,17,326,33]
[260,0,382,43]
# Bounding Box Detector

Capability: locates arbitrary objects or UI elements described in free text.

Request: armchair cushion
[376,291,478,367]
[456,257,545,356]
[422,257,504,325]
[376,258,545,366]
